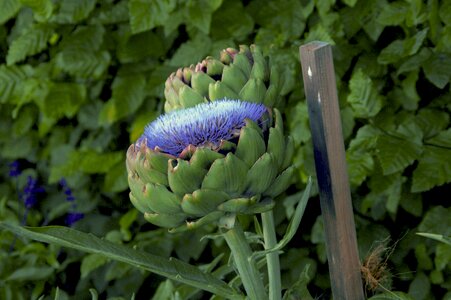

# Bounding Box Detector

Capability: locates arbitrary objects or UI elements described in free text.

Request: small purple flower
[138,99,267,156]
[8,161,21,178]
[59,178,84,226]
[65,212,84,226]
[23,176,44,209]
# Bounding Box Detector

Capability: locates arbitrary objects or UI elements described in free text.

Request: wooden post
[299,42,364,299]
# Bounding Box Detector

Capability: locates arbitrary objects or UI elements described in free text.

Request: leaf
[186,0,222,34]
[98,74,146,125]
[81,254,109,278]
[21,0,53,22]
[0,0,21,25]
[378,29,428,64]
[6,25,54,65]
[342,0,357,7]
[415,109,450,139]
[0,65,30,103]
[412,147,451,192]
[91,0,129,24]
[346,149,374,186]
[54,25,110,78]
[416,233,451,246]
[168,34,212,67]
[103,163,129,193]
[423,53,451,89]
[376,135,423,175]
[347,69,383,118]
[0,222,243,299]
[418,206,451,236]
[128,0,177,34]
[7,266,55,281]
[426,128,451,148]
[51,0,96,24]
[367,291,414,300]
[408,272,430,300]
[35,82,87,120]
[210,0,254,40]
[376,1,408,26]
[252,178,312,259]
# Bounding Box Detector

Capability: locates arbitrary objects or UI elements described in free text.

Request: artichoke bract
[126,99,294,230]
[164,45,281,112]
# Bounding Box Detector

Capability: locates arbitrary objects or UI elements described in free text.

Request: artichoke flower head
[126,99,295,231]
[164,44,281,112]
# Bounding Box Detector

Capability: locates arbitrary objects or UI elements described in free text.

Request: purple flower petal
[139,99,267,156]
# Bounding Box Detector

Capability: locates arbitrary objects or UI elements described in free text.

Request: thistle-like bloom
[126,99,295,230]
[139,100,267,157]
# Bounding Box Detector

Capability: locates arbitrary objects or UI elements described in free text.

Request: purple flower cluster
[139,99,267,156]
[8,161,21,178]
[23,176,45,209]
[59,179,84,226]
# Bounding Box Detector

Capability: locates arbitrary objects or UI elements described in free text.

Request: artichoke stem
[262,210,281,300]
[223,220,267,300]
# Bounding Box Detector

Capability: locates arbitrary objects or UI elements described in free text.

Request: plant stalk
[262,210,281,300]
[223,219,267,300]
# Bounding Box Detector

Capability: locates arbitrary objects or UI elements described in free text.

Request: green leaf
[21,0,53,22]
[6,25,54,65]
[376,1,408,26]
[0,65,31,103]
[168,34,212,67]
[376,135,423,175]
[342,0,357,7]
[103,163,128,193]
[252,178,312,259]
[210,0,254,40]
[347,69,383,118]
[346,149,374,186]
[92,0,129,24]
[408,272,430,300]
[54,25,110,78]
[51,0,96,24]
[423,53,451,89]
[98,74,146,125]
[34,82,87,120]
[412,147,451,192]
[0,223,243,299]
[367,291,414,300]
[418,206,451,236]
[378,29,428,64]
[81,254,109,278]
[0,0,21,25]
[415,108,450,139]
[7,266,55,281]
[426,129,451,148]
[128,0,177,34]
[186,0,222,34]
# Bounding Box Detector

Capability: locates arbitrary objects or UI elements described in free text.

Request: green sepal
[239,78,267,103]
[179,85,206,108]
[267,112,285,170]
[263,165,295,198]
[169,211,224,233]
[281,136,295,171]
[190,148,224,170]
[181,189,230,217]
[244,197,275,214]
[169,74,185,91]
[136,166,168,186]
[232,53,252,78]
[144,212,186,228]
[263,84,279,107]
[217,196,259,213]
[209,81,240,101]
[249,45,268,81]
[144,183,182,214]
[217,140,236,152]
[204,57,224,76]
[145,150,170,174]
[221,64,247,94]
[164,86,181,111]
[191,71,216,97]
[128,173,147,209]
[235,124,266,167]
[273,108,284,132]
[245,153,278,194]
[129,192,150,214]
[243,118,263,137]
[202,153,249,197]
[168,159,207,195]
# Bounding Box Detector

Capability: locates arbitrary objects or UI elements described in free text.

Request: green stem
[262,210,281,300]
[223,219,267,300]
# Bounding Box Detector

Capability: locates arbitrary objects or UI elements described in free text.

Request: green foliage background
[0,0,450,299]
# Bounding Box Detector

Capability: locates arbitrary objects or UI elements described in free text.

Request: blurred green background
[0,0,450,299]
